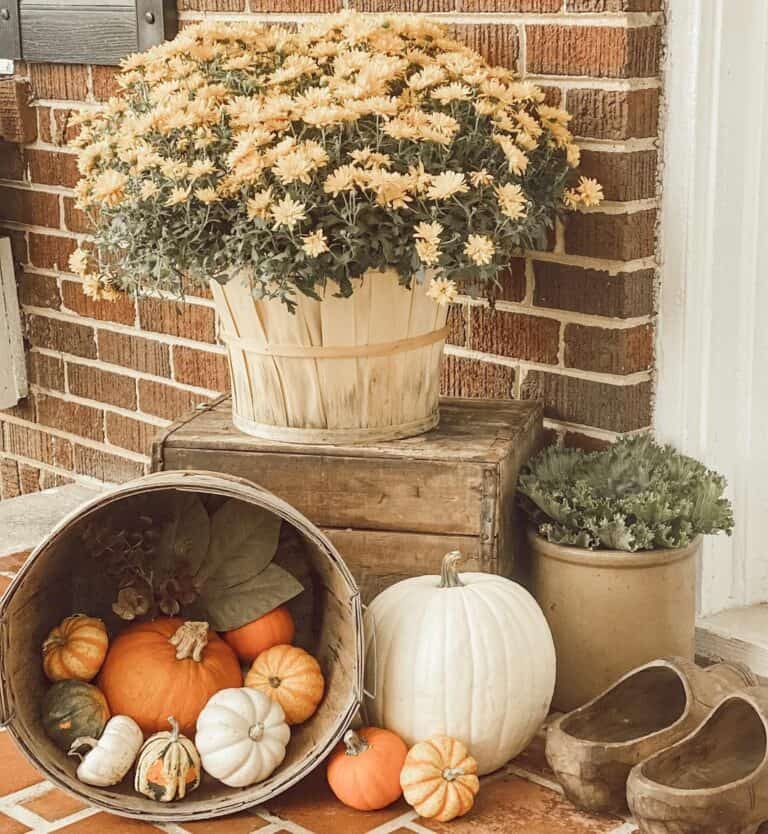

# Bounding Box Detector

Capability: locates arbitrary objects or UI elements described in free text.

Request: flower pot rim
[526,528,702,569]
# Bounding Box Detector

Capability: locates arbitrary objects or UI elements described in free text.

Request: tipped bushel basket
[0,471,363,822]
[212,268,449,444]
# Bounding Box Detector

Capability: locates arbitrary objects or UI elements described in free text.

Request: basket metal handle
[0,616,14,728]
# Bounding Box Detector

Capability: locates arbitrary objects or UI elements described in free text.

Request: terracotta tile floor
[0,555,638,834]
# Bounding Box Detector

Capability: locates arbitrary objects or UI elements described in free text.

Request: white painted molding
[0,237,27,410]
[656,0,768,614]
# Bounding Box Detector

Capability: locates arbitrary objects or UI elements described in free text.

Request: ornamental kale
[517,435,734,552]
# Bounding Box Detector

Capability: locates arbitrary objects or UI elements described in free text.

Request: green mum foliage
[517,435,734,552]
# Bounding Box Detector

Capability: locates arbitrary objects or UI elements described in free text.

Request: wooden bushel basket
[212,268,449,444]
[0,471,364,822]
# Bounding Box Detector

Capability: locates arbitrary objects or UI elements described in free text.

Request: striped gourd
[42,614,109,682]
[134,717,201,802]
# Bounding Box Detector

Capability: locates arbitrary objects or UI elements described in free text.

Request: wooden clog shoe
[627,686,768,834]
[545,657,757,814]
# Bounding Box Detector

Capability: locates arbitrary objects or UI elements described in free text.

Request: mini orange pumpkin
[400,735,480,822]
[43,614,109,682]
[222,606,295,663]
[327,727,408,811]
[244,644,324,725]
[98,618,242,738]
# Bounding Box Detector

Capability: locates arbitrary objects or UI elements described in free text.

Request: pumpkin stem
[167,716,180,741]
[438,551,464,589]
[249,722,265,741]
[442,767,465,782]
[268,676,282,689]
[343,730,370,756]
[67,736,99,760]
[169,621,209,661]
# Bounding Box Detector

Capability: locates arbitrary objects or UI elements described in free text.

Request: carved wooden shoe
[545,657,757,814]
[627,686,768,834]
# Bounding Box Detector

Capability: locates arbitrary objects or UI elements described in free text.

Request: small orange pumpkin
[98,618,242,737]
[327,727,408,811]
[222,605,295,662]
[43,614,109,682]
[244,644,324,725]
[400,735,479,822]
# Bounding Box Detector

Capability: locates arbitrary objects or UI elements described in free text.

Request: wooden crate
[153,396,543,601]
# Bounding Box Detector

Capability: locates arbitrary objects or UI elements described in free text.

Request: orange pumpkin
[43,614,109,682]
[222,606,295,662]
[327,727,408,811]
[245,644,324,725]
[98,618,242,737]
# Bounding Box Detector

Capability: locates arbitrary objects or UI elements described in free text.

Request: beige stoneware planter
[527,529,700,712]
[211,268,449,444]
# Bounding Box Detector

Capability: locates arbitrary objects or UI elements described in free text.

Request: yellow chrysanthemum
[470,169,494,187]
[302,229,329,257]
[270,194,306,229]
[273,152,315,185]
[324,165,357,196]
[165,186,191,207]
[464,234,495,266]
[194,187,220,204]
[83,274,120,302]
[426,276,458,305]
[495,183,527,221]
[139,180,160,200]
[414,221,443,246]
[247,188,273,220]
[91,169,128,207]
[68,248,90,277]
[431,82,472,104]
[426,171,468,201]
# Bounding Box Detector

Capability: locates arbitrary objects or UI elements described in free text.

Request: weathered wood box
[153,396,543,601]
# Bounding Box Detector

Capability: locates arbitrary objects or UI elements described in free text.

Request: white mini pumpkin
[195,687,290,787]
[365,551,556,775]
[68,715,143,787]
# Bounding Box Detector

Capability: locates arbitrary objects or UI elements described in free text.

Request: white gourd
[364,551,556,775]
[68,715,143,787]
[195,687,290,787]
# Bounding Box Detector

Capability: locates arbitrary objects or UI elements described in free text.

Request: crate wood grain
[153,396,544,600]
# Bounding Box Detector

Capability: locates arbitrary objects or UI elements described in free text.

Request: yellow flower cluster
[69,11,599,304]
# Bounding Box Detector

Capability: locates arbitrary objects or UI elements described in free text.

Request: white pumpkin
[195,687,290,787]
[364,551,555,775]
[68,715,143,787]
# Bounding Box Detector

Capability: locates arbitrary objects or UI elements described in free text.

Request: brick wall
[0,0,662,496]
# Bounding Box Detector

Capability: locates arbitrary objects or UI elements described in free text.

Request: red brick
[3,422,74,469]
[446,303,467,347]
[565,209,656,260]
[578,149,658,202]
[138,297,216,343]
[28,233,77,271]
[177,0,247,8]
[24,148,80,188]
[449,24,519,70]
[470,308,560,363]
[441,355,515,398]
[0,459,21,499]
[252,0,341,7]
[67,362,137,409]
[564,431,612,451]
[532,262,654,318]
[61,280,136,326]
[181,275,213,300]
[98,330,171,376]
[0,186,59,227]
[39,470,75,489]
[465,259,526,303]
[36,393,104,441]
[526,25,661,78]
[349,0,452,9]
[463,0,560,8]
[63,197,91,233]
[173,346,230,391]
[18,272,61,309]
[521,370,652,430]
[0,141,24,180]
[29,64,88,101]
[90,66,120,101]
[105,412,159,455]
[38,107,79,146]
[568,88,660,139]
[26,352,65,390]
[18,463,41,494]
[73,446,144,482]
[138,379,208,421]
[569,0,661,10]
[565,322,653,374]
[3,394,35,422]
[27,314,96,358]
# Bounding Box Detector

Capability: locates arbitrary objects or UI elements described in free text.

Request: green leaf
[154,493,211,575]
[196,563,304,631]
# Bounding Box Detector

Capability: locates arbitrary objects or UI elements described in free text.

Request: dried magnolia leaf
[196,563,304,631]
[154,492,210,575]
